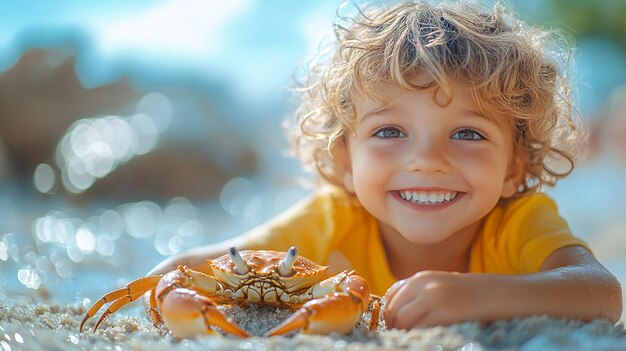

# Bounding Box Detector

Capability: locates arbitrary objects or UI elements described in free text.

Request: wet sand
[1,297,624,351]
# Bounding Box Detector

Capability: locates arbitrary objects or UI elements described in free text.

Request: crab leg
[367,295,382,331]
[148,287,163,327]
[265,271,371,336]
[80,275,163,332]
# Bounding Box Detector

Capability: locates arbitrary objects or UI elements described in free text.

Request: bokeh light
[33,163,56,194]
[54,95,170,194]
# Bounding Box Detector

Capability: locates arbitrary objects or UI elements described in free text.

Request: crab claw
[159,287,250,338]
[201,303,251,337]
[264,293,363,336]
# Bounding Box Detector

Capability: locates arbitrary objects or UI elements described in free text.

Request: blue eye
[374,127,406,138]
[452,129,484,141]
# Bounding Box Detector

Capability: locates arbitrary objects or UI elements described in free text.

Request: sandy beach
[1,293,625,351]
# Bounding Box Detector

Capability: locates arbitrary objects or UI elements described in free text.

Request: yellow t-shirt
[242,187,590,296]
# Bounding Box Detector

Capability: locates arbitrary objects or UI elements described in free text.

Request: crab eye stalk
[278,246,298,276]
[228,246,249,275]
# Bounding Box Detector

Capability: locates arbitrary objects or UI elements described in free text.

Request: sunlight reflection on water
[0,178,310,305]
[33,93,174,195]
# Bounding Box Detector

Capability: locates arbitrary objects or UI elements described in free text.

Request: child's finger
[383,280,414,328]
[389,297,428,330]
[384,279,406,303]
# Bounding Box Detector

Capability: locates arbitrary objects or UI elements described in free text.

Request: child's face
[342,80,523,244]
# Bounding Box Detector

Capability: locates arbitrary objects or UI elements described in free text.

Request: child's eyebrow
[359,107,502,127]
[461,109,504,127]
[358,106,392,122]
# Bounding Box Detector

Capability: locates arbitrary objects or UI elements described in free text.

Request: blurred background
[0,0,624,321]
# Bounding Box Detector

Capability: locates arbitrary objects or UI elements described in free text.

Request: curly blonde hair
[289,0,583,196]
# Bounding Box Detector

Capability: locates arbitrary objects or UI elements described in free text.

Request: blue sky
[0,0,344,99]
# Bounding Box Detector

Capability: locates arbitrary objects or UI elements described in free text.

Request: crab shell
[206,250,329,293]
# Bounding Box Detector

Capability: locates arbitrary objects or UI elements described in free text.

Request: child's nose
[404,139,452,174]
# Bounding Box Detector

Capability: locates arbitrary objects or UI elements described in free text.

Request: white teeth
[398,190,458,205]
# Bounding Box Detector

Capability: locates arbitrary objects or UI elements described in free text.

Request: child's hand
[383,247,623,329]
[383,271,493,329]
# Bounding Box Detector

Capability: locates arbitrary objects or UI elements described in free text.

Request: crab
[80,246,380,338]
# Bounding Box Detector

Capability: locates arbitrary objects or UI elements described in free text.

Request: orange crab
[80,246,380,338]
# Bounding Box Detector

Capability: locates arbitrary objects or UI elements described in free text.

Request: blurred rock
[0,48,140,172]
[0,47,258,202]
[0,138,14,184]
[85,144,256,202]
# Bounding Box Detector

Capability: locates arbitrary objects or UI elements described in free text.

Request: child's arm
[383,245,623,329]
[146,236,249,275]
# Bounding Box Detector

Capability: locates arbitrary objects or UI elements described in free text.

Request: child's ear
[334,138,355,194]
[343,171,355,194]
[501,156,525,198]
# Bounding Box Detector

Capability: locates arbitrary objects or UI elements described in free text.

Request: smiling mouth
[397,190,460,205]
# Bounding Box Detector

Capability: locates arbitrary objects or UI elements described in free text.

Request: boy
[150,0,622,329]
